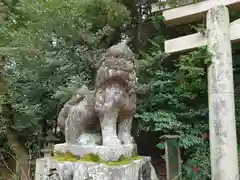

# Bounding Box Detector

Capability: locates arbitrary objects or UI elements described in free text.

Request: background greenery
[0,0,240,179]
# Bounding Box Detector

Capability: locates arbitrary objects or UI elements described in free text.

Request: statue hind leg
[64,105,87,144]
[65,119,78,144]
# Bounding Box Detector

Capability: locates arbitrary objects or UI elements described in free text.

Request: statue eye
[114,54,121,58]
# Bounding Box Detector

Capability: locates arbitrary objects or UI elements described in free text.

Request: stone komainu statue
[95,42,137,146]
[57,42,137,146]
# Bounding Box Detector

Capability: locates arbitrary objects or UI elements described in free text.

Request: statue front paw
[119,133,134,145]
[103,136,121,146]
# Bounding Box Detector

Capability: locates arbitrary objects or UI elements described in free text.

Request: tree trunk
[6,128,31,180]
[0,56,8,95]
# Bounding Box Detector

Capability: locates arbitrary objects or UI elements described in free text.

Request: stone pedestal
[54,143,137,162]
[35,156,159,180]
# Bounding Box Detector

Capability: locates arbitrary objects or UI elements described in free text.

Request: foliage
[135,14,211,178]
[0,0,129,156]
[135,7,240,180]
[182,142,210,179]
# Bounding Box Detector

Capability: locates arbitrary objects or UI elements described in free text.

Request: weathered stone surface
[57,42,137,148]
[77,133,102,145]
[54,143,137,162]
[207,5,239,180]
[35,156,159,180]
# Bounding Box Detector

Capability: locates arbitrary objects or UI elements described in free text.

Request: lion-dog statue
[57,42,137,146]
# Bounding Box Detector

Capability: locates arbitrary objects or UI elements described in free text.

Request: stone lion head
[95,42,137,91]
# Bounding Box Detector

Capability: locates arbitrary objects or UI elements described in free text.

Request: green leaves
[136,111,181,132]
[136,27,209,178]
[0,0,130,141]
[180,134,204,149]
[178,46,210,77]
[182,143,210,179]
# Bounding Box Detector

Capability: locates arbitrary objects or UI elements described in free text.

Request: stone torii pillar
[207,6,238,180]
[152,0,240,179]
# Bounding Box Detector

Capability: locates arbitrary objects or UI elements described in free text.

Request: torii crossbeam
[152,0,240,180]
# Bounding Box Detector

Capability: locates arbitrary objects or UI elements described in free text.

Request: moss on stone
[81,153,100,162]
[132,149,138,157]
[53,152,80,162]
[102,156,142,166]
[53,151,142,166]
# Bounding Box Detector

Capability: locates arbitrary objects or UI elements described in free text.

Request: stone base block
[35,156,159,180]
[54,143,137,162]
